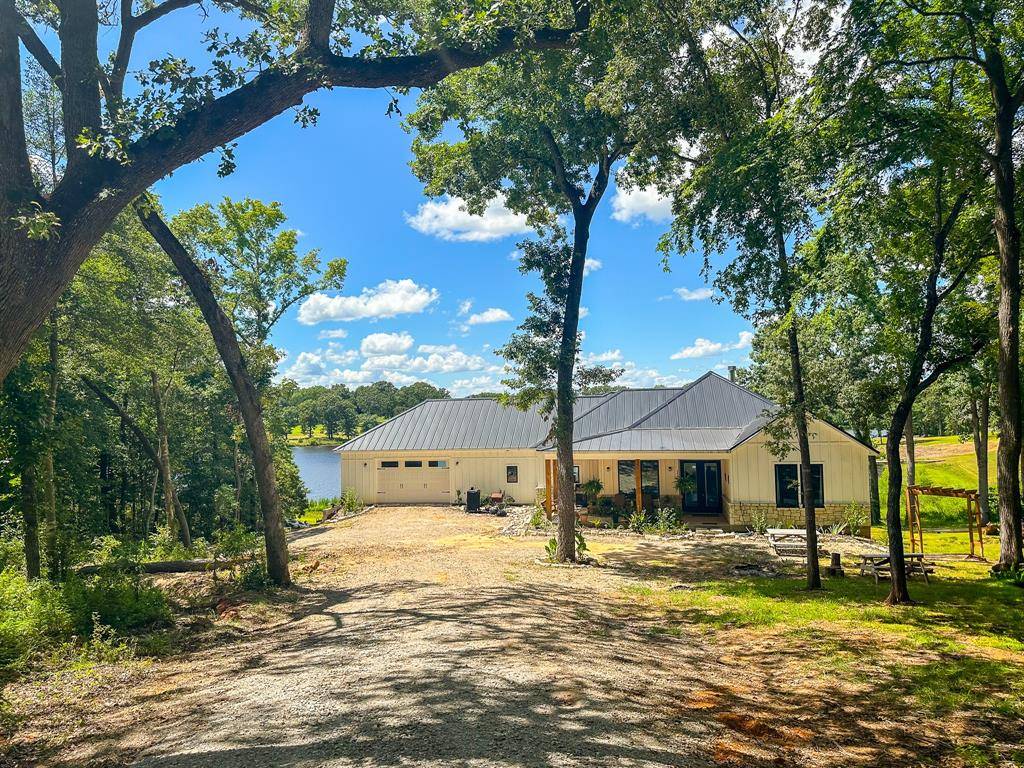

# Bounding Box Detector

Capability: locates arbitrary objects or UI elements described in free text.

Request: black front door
[679,460,722,515]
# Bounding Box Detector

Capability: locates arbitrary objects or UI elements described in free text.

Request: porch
[542,454,731,524]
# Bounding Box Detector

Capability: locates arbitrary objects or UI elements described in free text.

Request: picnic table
[858,553,935,584]
[766,528,828,560]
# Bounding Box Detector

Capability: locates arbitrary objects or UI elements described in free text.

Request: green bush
[61,573,171,635]
[629,508,647,534]
[341,487,363,514]
[749,508,770,535]
[844,503,868,536]
[529,506,546,528]
[215,525,263,561]
[0,571,73,667]
[653,507,679,534]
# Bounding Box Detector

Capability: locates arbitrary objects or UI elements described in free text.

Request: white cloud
[670,330,754,360]
[579,306,590,319]
[380,370,419,386]
[360,331,414,356]
[583,349,623,364]
[418,343,459,354]
[674,287,714,301]
[611,184,673,225]
[450,375,504,397]
[298,279,439,324]
[457,299,473,316]
[317,328,348,340]
[280,350,370,387]
[584,258,602,276]
[617,361,692,388]
[405,195,530,242]
[466,307,513,326]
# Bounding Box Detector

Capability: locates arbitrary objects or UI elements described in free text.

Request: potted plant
[578,478,603,525]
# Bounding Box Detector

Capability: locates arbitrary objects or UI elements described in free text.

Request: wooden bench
[858,553,935,584]
[766,529,828,560]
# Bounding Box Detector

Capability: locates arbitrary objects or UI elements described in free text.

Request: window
[404,460,423,468]
[573,465,580,484]
[506,465,519,483]
[381,461,399,468]
[774,464,825,508]
[810,464,824,507]
[428,460,448,468]
[775,464,800,508]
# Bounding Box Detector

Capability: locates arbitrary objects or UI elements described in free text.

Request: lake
[291,445,340,501]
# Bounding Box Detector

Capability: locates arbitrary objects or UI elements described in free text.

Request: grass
[287,426,346,446]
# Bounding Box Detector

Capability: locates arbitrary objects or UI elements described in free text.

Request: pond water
[291,445,341,501]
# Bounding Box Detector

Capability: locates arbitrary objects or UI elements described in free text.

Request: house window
[775,465,800,508]
[573,465,580,484]
[428,460,448,468]
[506,465,519,483]
[381,461,399,468]
[774,464,825,508]
[404,460,423,468]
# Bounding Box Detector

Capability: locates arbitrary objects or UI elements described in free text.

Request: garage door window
[429,460,448,468]
[381,461,399,468]
[506,465,519,483]
[405,460,423,468]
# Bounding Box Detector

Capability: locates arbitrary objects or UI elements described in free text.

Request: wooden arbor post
[634,459,643,514]
[907,485,986,561]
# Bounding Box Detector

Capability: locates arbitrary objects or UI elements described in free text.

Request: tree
[408,36,631,561]
[0,0,591,382]
[839,0,1024,571]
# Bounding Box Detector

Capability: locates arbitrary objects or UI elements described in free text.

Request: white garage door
[377,460,450,503]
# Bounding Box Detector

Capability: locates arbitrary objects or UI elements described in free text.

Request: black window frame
[404,460,423,468]
[774,464,800,508]
[428,460,448,468]
[380,460,399,468]
[573,465,580,485]
[774,463,825,508]
[506,465,519,483]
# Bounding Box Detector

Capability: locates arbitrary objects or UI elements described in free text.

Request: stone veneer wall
[728,502,849,528]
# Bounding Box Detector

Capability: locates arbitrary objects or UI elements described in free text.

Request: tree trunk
[785,314,821,589]
[150,371,191,547]
[992,104,1023,570]
[42,312,59,579]
[553,213,593,563]
[136,204,291,586]
[884,402,913,604]
[971,386,991,525]
[22,464,40,580]
[868,455,881,526]
[905,411,916,488]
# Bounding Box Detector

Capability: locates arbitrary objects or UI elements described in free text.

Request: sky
[136,10,754,398]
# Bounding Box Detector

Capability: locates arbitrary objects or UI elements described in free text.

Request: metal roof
[336,372,799,454]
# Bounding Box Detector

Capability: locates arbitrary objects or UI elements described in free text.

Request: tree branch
[10,8,62,83]
[539,123,582,210]
[58,0,103,171]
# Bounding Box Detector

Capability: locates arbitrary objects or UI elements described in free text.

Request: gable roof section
[335,371,874,455]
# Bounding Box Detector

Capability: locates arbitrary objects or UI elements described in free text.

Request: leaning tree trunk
[884,402,913,604]
[21,464,40,580]
[868,455,881,526]
[992,106,1024,570]
[136,204,291,587]
[971,387,991,525]
[150,371,192,547]
[42,312,59,579]
[552,212,594,563]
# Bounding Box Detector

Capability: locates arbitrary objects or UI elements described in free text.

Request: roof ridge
[623,373,710,430]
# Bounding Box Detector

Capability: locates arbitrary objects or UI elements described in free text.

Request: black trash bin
[466,487,481,512]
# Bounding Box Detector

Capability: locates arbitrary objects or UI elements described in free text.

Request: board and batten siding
[340,451,545,505]
[728,418,872,506]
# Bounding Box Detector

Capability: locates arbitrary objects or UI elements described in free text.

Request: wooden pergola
[905,484,986,560]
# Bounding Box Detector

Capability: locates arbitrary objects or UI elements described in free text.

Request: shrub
[844,503,868,536]
[654,507,679,534]
[0,571,73,667]
[237,562,271,591]
[341,487,363,514]
[629,508,647,534]
[749,509,770,535]
[61,573,171,635]
[529,506,546,528]
[215,525,263,561]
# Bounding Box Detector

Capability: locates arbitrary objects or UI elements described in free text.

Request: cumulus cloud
[298,279,439,324]
[584,258,602,276]
[583,349,623,364]
[418,343,459,354]
[674,287,714,301]
[466,307,513,326]
[579,306,590,319]
[611,184,673,225]
[317,328,348,340]
[616,361,692,388]
[670,330,754,360]
[457,299,473,316]
[360,331,414,356]
[450,375,503,397]
[405,195,530,242]
[280,350,370,387]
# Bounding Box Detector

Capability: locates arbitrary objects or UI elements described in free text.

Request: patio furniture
[489,490,504,505]
[766,528,828,560]
[858,553,935,584]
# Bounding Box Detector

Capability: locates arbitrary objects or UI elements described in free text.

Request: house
[335,371,875,528]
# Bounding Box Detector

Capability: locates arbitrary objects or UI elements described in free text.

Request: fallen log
[77,558,247,576]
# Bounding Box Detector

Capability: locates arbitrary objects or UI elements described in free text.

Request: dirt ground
[3,507,1011,767]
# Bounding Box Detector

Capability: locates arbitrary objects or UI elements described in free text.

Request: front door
[679,460,722,515]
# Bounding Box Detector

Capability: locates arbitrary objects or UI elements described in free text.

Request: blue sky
[138,11,753,396]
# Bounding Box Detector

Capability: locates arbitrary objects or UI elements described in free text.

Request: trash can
[466,487,481,512]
